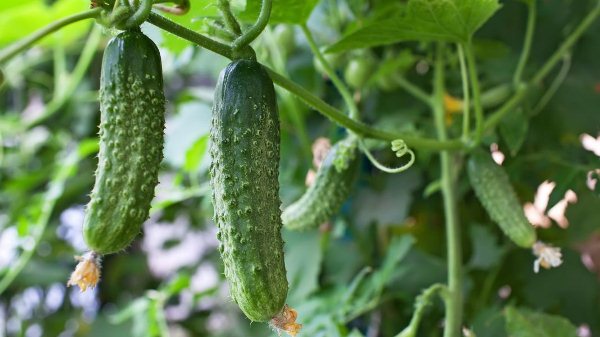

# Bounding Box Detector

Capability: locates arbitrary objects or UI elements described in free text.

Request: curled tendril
[95,0,153,30]
[359,138,416,174]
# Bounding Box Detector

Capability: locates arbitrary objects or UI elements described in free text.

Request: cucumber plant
[0,0,595,336]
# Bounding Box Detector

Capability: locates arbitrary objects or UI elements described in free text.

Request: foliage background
[0,0,599,336]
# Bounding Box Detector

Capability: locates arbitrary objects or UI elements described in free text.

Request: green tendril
[97,0,153,30]
[359,138,416,174]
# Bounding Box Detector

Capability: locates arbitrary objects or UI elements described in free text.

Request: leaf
[327,0,501,52]
[471,305,507,337]
[546,167,578,210]
[0,0,92,47]
[505,306,578,337]
[354,171,421,226]
[240,0,319,24]
[164,102,211,168]
[342,236,414,319]
[368,49,416,86]
[499,108,529,156]
[284,230,323,303]
[183,134,209,173]
[109,298,150,324]
[161,272,191,297]
[468,224,506,270]
[347,329,366,337]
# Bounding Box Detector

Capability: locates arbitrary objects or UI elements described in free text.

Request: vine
[432,43,463,337]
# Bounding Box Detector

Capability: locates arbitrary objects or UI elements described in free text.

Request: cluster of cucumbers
[80,21,536,331]
[80,26,358,328]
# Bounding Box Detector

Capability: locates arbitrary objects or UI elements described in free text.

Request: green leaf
[471,305,507,337]
[505,306,578,337]
[499,108,529,156]
[342,236,414,319]
[284,230,323,303]
[0,0,92,47]
[240,0,319,24]
[347,329,366,337]
[327,0,501,52]
[468,224,506,270]
[546,167,578,210]
[109,298,150,324]
[183,134,209,173]
[161,272,191,297]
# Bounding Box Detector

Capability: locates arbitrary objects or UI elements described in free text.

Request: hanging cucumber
[283,136,359,231]
[467,149,536,248]
[209,59,301,335]
[68,28,165,291]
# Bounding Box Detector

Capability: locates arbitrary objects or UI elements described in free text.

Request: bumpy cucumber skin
[83,29,165,254]
[467,149,536,248]
[209,59,287,322]
[283,137,359,231]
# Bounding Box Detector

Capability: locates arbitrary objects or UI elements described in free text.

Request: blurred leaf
[327,0,501,52]
[519,249,599,327]
[0,141,96,295]
[109,298,150,324]
[162,272,191,296]
[389,249,447,297]
[151,183,210,214]
[184,134,209,173]
[347,329,365,337]
[471,305,507,337]
[354,171,421,226]
[369,50,416,87]
[0,0,92,47]
[505,306,578,337]
[468,224,506,270]
[342,236,414,319]
[284,230,323,303]
[164,102,211,168]
[87,315,133,337]
[16,217,29,237]
[499,108,529,156]
[241,0,319,24]
[546,167,578,210]
[423,179,442,198]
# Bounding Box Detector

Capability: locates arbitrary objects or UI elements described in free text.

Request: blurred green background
[0,0,599,336]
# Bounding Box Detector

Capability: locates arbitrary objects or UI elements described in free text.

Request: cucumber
[467,149,536,248]
[209,59,288,322]
[283,136,359,231]
[83,29,165,254]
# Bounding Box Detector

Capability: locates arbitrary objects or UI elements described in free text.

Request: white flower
[532,242,563,273]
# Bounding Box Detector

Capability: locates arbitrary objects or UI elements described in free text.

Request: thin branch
[147,12,233,59]
[0,8,102,64]
[513,0,536,85]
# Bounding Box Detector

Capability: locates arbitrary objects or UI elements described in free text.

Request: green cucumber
[209,59,288,322]
[467,149,536,248]
[283,136,359,231]
[83,29,165,254]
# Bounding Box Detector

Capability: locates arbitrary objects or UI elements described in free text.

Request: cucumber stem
[432,43,463,337]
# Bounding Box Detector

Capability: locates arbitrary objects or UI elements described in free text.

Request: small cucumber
[467,149,536,248]
[283,136,359,231]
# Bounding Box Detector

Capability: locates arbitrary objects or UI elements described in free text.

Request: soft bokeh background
[1,0,599,336]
